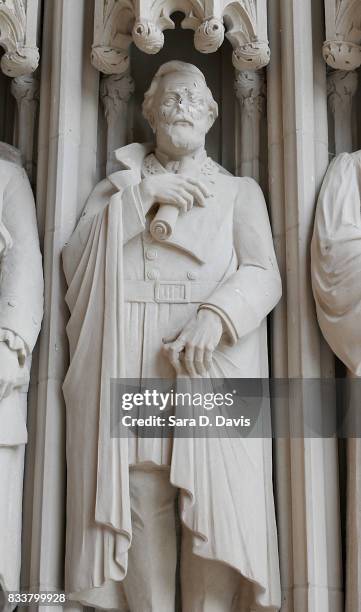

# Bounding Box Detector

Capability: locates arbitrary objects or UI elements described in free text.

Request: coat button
[147,269,160,280]
[146,248,157,261]
[187,271,197,280]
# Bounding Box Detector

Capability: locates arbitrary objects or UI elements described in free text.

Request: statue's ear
[207,110,216,131]
[147,112,157,133]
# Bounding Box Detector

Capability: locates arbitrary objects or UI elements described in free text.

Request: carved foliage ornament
[234,69,265,117]
[323,0,361,70]
[327,69,358,114]
[0,0,40,77]
[100,73,135,123]
[92,0,270,74]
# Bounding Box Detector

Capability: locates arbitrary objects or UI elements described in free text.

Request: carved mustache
[169,116,194,127]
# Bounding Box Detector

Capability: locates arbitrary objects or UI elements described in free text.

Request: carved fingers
[178,177,210,208]
[139,174,211,213]
[0,343,29,401]
[163,309,223,377]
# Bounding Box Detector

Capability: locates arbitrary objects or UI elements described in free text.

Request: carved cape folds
[312,151,361,375]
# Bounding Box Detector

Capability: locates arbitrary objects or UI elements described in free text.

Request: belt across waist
[124,280,219,304]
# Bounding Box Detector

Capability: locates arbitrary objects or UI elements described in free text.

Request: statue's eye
[190,95,204,105]
[162,96,177,106]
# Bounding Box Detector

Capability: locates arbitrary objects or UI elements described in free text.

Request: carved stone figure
[311,147,361,612]
[0,143,43,605]
[63,61,282,611]
[312,151,361,374]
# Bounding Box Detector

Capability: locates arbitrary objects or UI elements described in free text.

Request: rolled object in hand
[150,204,180,241]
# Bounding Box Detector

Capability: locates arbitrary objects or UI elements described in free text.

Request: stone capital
[11,74,40,105]
[327,70,358,114]
[234,70,266,117]
[100,74,135,124]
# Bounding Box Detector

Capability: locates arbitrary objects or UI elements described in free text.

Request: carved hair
[142,60,218,131]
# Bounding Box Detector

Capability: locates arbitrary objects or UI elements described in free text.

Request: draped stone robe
[312,151,361,374]
[62,143,282,611]
[312,151,361,612]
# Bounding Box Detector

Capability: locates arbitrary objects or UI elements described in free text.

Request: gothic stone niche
[92,0,270,74]
[62,59,281,612]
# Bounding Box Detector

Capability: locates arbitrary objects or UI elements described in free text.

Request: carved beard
[160,122,205,151]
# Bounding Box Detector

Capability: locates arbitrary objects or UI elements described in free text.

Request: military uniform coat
[63,143,282,611]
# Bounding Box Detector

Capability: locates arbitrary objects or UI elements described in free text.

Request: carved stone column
[346,419,361,612]
[266,0,343,609]
[327,69,358,154]
[11,75,39,182]
[0,0,41,174]
[234,69,265,181]
[100,73,134,174]
[23,2,99,608]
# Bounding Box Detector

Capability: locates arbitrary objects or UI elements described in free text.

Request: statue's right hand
[139,173,211,214]
[0,342,29,401]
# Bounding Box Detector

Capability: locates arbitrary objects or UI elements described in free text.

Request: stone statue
[312,150,361,374]
[311,147,361,612]
[63,61,282,611]
[0,143,43,606]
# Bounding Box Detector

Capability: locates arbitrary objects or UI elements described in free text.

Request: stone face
[62,60,281,611]
[0,142,43,603]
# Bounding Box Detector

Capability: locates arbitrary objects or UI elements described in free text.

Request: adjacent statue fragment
[0,143,43,606]
[312,151,361,374]
[63,61,282,611]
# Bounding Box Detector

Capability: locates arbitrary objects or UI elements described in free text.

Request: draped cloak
[62,143,282,611]
[312,151,361,375]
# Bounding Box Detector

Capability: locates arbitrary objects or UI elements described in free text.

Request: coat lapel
[108,143,226,264]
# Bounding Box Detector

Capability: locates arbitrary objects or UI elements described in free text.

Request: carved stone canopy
[0,0,40,77]
[323,0,361,70]
[92,0,270,75]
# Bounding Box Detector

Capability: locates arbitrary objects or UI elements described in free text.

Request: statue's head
[143,61,218,156]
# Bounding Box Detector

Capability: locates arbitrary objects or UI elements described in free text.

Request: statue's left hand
[0,342,29,401]
[163,309,223,377]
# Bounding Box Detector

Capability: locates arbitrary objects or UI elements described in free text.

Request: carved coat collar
[109,142,219,180]
[142,151,219,179]
[108,143,223,263]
